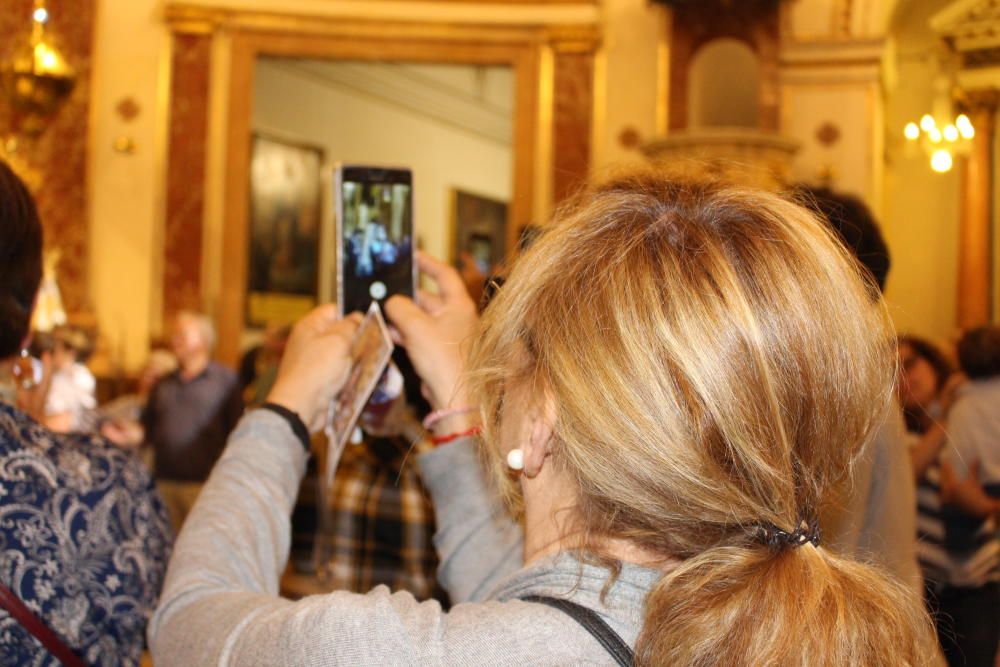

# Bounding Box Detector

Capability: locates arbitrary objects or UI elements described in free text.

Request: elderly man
[143,311,243,530]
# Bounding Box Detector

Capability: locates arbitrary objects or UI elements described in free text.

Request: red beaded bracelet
[430,426,482,446]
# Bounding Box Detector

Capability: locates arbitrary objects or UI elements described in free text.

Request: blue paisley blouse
[0,402,172,666]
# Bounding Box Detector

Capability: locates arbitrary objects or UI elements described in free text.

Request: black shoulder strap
[522,594,634,666]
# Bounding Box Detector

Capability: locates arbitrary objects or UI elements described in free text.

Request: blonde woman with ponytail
[152,172,938,666]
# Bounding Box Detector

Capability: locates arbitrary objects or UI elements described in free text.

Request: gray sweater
[823,408,921,596]
[148,410,661,665]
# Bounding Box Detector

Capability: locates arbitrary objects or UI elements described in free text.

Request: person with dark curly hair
[0,159,172,666]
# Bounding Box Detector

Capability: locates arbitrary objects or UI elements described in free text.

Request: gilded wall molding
[164,3,601,48]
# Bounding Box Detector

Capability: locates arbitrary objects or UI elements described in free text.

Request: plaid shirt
[302,432,445,603]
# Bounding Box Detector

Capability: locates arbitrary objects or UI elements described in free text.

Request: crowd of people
[0,155,998,665]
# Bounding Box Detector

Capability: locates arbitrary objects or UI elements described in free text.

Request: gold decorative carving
[932,0,1000,52]
[164,3,600,46]
[641,128,800,190]
[0,6,76,135]
[835,0,854,37]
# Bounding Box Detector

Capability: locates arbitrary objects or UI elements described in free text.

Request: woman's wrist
[257,402,311,452]
[431,411,481,436]
[425,366,470,410]
[265,383,316,432]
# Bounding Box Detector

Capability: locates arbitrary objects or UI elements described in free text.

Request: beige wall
[780,49,883,205]
[881,0,960,343]
[88,0,169,371]
[781,0,965,342]
[591,0,664,170]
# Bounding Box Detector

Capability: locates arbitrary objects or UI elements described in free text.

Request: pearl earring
[506,448,524,471]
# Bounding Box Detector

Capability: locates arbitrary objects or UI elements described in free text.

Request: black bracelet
[257,402,311,452]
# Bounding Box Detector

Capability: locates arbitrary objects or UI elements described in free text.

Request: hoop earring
[506,448,524,471]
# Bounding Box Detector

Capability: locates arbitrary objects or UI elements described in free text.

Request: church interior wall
[0,0,988,370]
[881,0,962,344]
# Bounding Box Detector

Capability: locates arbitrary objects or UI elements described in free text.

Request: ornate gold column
[957,90,997,329]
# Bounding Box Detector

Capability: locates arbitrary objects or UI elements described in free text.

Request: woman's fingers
[416,251,468,302]
[387,326,404,347]
[300,303,341,331]
[332,311,363,336]
[266,305,365,432]
[384,295,429,341]
[415,288,444,313]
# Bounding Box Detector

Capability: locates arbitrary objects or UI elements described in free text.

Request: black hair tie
[754,517,821,550]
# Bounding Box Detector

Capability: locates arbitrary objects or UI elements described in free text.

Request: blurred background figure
[897,336,959,657]
[105,311,242,532]
[937,327,1000,666]
[285,354,445,605]
[101,347,178,423]
[799,184,921,596]
[898,336,955,436]
[100,347,178,456]
[897,332,1000,666]
[150,311,242,530]
[0,158,171,665]
[947,326,1000,506]
[42,325,96,433]
[238,323,291,407]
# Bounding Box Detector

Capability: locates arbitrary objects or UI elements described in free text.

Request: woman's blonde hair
[469,172,936,666]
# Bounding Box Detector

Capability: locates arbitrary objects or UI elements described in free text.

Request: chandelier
[0,0,76,136]
[903,113,974,174]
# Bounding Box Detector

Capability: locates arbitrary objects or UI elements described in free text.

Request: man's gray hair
[176,311,217,352]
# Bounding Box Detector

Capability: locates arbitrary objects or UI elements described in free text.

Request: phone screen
[337,166,414,316]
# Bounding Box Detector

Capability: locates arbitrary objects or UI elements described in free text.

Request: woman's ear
[521,395,557,478]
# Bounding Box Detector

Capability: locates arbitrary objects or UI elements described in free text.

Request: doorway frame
[165,5,599,363]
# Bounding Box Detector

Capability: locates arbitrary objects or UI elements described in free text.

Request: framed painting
[247,133,324,326]
[450,188,508,275]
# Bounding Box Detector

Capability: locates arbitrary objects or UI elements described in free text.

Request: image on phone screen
[338,166,414,316]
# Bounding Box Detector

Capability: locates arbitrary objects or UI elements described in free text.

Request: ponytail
[636,543,936,666]
[468,173,939,665]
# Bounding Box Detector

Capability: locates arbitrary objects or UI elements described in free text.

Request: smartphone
[334,165,415,316]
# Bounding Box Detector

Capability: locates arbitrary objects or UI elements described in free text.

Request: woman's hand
[101,419,144,449]
[385,252,479,412]
[940,372,967,413]
[940,459,1000,519]
[266,306,361,432]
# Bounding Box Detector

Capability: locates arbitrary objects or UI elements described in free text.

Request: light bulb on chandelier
[931,149,953,174]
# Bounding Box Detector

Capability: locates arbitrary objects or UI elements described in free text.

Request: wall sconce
[0,0,76,136]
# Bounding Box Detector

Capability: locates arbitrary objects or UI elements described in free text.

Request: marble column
[164,32,212,323]
[957,90,998,329]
